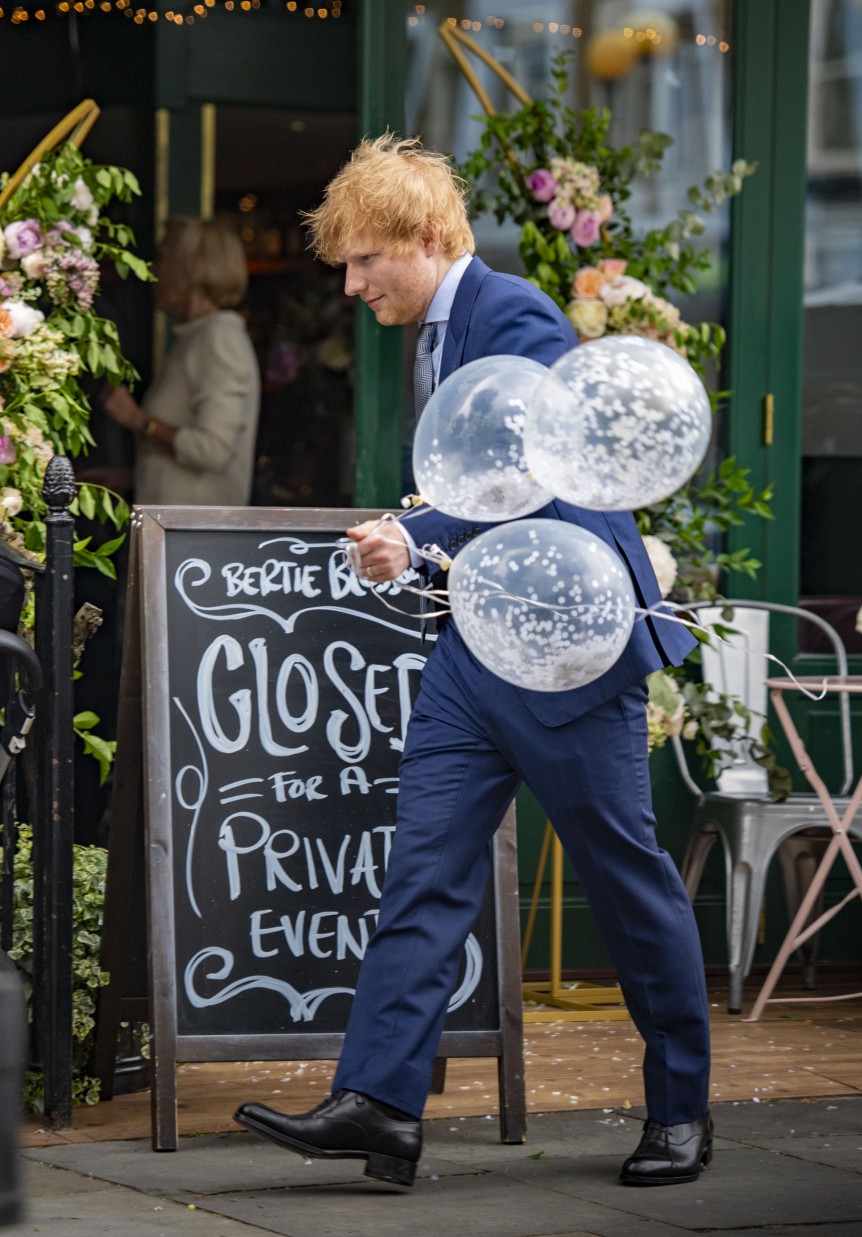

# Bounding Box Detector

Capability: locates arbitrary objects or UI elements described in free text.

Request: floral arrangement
[0,135,151,1110]
[0,139,150,571]
[524,158,611,247]
[567,258,687,350]
[461,57,782,787]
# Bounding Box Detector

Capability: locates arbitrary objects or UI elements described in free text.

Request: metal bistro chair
[671,601,861,1014]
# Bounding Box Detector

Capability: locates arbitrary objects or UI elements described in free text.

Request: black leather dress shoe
[620,1113,713,1186]
[234,1090,422,1187]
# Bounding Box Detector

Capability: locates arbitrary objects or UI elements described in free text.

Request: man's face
[340,232,442,326]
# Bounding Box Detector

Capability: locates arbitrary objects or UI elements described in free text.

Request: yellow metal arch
[0,98,101,210]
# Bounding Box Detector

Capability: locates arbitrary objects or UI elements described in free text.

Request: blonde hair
[158,216,248,309]
[304,134,475,264]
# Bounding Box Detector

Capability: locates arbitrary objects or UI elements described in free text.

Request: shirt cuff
[398,521,426,571]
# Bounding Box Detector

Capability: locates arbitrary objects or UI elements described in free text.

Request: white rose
[0,487,23,517]
[600,275,649,308]
[71,177,94,212]
[566,297,608,340]
[21,249,48,280]
[2,300,45,338]
[86,204,100,228]
[72,225,94,250]
[642,534,678,598]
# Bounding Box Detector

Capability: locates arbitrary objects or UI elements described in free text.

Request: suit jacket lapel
[440,256,490,382]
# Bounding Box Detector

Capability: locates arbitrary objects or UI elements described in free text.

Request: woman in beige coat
[103,216,260,506]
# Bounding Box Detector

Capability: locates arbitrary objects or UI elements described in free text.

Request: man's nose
[344,265,364,297]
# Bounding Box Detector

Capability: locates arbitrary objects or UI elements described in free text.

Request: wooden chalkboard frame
[97,506,526,1151]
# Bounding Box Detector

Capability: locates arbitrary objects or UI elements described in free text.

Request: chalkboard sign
[97,508,525,1150]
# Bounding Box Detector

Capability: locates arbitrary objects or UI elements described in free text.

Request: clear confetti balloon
[412,355,555,520]
[447,519,635,691]
[524,334,712,511]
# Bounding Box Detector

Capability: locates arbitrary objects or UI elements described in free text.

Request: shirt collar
[423,252,473,326]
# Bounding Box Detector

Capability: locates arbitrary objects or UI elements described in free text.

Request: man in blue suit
[237,135,712,1189]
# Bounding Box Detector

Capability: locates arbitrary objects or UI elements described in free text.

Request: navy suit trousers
[332,623,711,1125]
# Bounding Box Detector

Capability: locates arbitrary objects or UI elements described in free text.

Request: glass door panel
[800,0,862,651]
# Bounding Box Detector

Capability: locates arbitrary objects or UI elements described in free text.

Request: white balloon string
[345,550,831,702]
[635,603,830,702]
[341,521,829,702]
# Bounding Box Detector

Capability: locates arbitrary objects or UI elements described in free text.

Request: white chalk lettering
[268,771,327,802]
[324,641,371,762]
[364,663,393,735]
[249,638,310,757]
[340,767,371,795]
[219,815,395,899]
[274,652,318,735]
[198,635,251,753]
[249,908,379,960]
[221,559,322,598]
[218,813,271,900]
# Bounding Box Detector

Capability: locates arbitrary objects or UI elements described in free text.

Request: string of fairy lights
[412,9,729,55]
[0,0,729,54]
[0,0,342,24]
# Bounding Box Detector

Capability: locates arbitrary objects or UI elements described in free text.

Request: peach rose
[572,267,606,298]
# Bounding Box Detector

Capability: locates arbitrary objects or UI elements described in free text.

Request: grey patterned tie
[413,321,437,641]
[413,321,437,420]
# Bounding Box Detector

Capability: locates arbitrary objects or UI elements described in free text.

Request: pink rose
[598,258,627,278]
[0,436,15,466]
[525,168,558,203]
[547,200,577,231]
[570,209,601,248]
[4,219,44,260]
[46,220,75,246]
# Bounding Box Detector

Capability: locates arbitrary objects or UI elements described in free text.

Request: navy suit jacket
[407,256,695,726]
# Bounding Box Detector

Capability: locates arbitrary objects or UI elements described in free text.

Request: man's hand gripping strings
[346,513,411,583]
[344,511,452,620]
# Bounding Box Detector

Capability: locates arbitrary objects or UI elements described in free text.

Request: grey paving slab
[201,1171,691,1237]
[14,1098,862,1237]
[425,1110,646,1163]
[4,1160,269,1236]
[734,1130,862,1172]
[502,1146,862,1231]
[707,1229,862,1237]
[25,1132,473,1195]
[689,1095,862,1140]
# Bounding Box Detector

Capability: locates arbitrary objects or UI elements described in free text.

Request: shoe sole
[234,1110,417,1187]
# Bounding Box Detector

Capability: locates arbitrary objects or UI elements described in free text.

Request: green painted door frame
[354,1,408,508]
[726,0,811,614]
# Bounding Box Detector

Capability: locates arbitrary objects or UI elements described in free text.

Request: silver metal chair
[670,601,860,1013]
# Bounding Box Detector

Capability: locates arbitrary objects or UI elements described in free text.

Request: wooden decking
[21,976,862,1148]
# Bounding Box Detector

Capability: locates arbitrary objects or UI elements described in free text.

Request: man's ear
[422,224,441,256]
